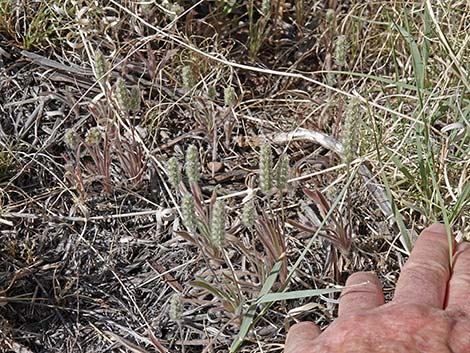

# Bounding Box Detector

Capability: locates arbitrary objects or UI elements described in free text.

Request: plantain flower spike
[342,97,360,167]
[64,129,80,150]
[167,157,181,189]
[169,293,183,322]
[181,194,196,233]
[224,86,237,106]
[334,35,348,68]
[94,50,109,81]
[115,78,130,112]
[182,65,195,90]
[261,0,271,15]
[211,199,225,250]
[85,127,101,146]
[129,85,141,112]
[207,85,217,99]
[276,153,290,191]
[325,9,335,25]
[242,199,255,229]
[185,144,200,183]
[259,144,273,194]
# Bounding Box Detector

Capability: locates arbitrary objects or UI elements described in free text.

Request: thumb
[285,321,320,353]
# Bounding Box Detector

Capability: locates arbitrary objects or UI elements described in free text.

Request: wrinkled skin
[285,224,470,353]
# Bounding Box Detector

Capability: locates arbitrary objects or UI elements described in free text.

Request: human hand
[285,224,470,353]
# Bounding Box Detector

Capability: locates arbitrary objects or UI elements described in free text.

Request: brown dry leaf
[207,161,223,174]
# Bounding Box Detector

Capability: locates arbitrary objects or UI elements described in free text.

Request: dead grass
[0,1,468,352]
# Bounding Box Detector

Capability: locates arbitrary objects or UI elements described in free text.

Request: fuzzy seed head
[181,194,196,233]
[325,9,335,24]
[326,72,337,87]
[224,86,237,106]
[185,144,200,183]
[211,200,225,250]
[334,35,348,68]
[181,65,195,90]
[115,78,130,111]
[162,1,183,20]
[342,97,360,166]
[85,127,101,146]
[94,50,108,81]
[207,86,217,99]
[242,199,255,229]
[276,154,290,191]
[259,144,273,194]
[169,293,183,322]
[129,85,141,112]
[64,129,80,150]
[170,3,184,18]
[261,0,271,15]
[167,157,181,189]
[140,2,153,13]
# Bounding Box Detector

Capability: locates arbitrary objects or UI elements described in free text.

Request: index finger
[285,322,321,353]
[393,224,454,308]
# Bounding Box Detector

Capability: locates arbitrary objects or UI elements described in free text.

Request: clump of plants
[62,51,146,195]
[165,142,295,340]
[167,145,287,317]
[164,138,360,349]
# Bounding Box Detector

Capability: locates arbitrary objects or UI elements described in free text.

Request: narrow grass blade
[383,146,417,186]
[449,183,470,223]
[229,260,282,352]
[392,23,425,91]
[258,287,343,304]
[190,280,234,306]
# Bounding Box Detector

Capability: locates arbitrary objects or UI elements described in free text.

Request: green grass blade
[392,23,425,92]
[229,260,282,352]
[190,280,233,304]
[258,287,343,303]
[381,172,413,253]
[449,183,470,223]
[430,170,453,265]
[315,70,419,91]
[383,146,418,187]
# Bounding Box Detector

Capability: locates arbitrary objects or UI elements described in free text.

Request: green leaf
[316,70,419,91]
[258,287,343,304]
[230,260,282,352]
[392,23,425,91]
[190,279,234,309]
[383,146,417,186]
[449,183,470,223]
